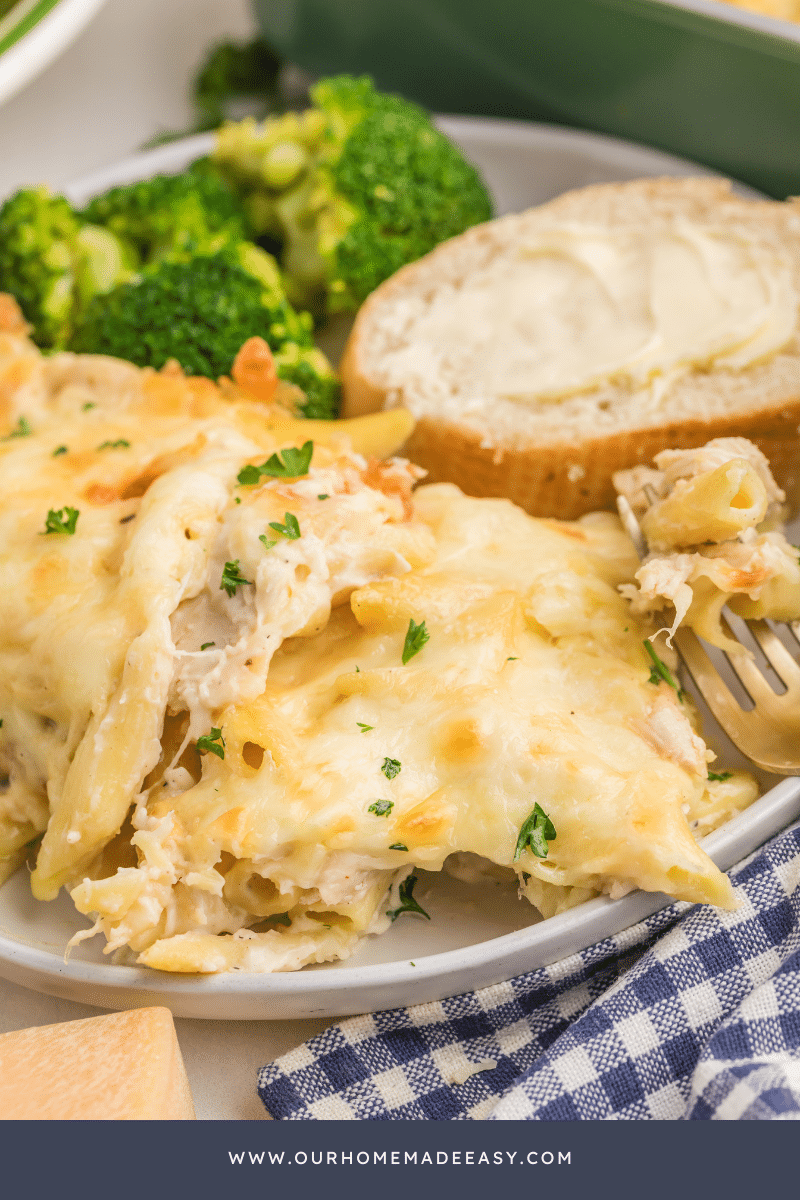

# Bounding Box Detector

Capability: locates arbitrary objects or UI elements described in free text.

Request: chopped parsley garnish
[387,872,430,922]
[317,494,329,500]
[234,496,241,504]
[196,728,225,759]
[42,506,79,536]
[268,511,301,540]
[357,722,373,733]
[368,799,394,816]
[220,559,253,597]
[81,402,96,412]
[644,639,684,700]
[97,439,130,450]
[200,642,216,651]
[402,618,429,665]
[514,803,557,861]
[4,416,31,439]
[258,534,277,551]
[708,770,733,782]
[52,445,68,457]
[389,843,408,852]
[381,757,401,780]
[507,656,518,661]
[237,440,313,485]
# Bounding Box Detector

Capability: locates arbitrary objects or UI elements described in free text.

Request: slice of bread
[340,178,800,518]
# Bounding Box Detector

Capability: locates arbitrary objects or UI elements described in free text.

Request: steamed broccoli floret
[69,246,330,388]
[273,342,340,420]
[81,163,247,264]
[0,187,135,348]
[212,74,493,312]
[194,36,282,129]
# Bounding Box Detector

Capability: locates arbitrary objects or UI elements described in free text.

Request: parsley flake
[357,722,373,733]
[234,496,241,504]
[97,439,130,450]
[42,507,79,536]
[389,843,408,852]
[387,872,430,922]
[317,493,329,500]
[258,535,277,551]
[644,640,684,700]
[268,511,301,540]
[200,642,216,651]
[402,618,429,665]
[507,656,518,661]
[81,402,96,412]
[52,445,68,457]
[514,803,557,861]
[368,799,393,816]
[196,728,225,759]
[708,770,733,782]
[237,440,313,485]
[4,416,31,439]
[381,757,401,780]
[220,559,253,597]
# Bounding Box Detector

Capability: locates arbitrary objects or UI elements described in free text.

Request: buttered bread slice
[341,178,800,518]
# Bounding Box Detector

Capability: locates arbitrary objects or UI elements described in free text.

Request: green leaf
[389,843,408,852]
[514,803,557,861]
[259,535,277,551]
[237,441,313,485]
[644,640,684,700]
[220,559,253,597]
[97,439,130,450]
[387,872,430,922]
[357,722,373,733]
[368,799,393,816]
[402,618,429,665]
[197,727,225,759]
[381,757,401,780]
[317,494,329,500]
[268,511,301,540]
[708,770,733,782]
[4,416,31,440]
[52,445,68,457]
[237,463,262,486]
[200,642,216,651]
[81,402,96,412]
[42,507,79,536]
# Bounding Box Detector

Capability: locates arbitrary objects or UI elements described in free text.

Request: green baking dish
[253,0,800,198]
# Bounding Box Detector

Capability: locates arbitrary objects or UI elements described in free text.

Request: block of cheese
[0,1006,195,1119]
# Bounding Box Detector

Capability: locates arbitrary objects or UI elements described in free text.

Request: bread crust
[399,406,800,520]
[340,177,800,517]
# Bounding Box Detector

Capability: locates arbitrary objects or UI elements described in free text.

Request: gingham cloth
[257,821,800,1120]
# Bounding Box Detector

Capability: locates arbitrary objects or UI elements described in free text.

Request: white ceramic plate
[0,120,796,1020]
[0,0,109,109]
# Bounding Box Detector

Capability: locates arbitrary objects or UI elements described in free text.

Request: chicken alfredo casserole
[1,303,798,974]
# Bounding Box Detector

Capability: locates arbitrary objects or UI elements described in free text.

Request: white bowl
[0,0,109,109]
[0,119,795,1020]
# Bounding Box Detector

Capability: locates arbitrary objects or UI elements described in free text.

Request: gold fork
[616,494,800,776]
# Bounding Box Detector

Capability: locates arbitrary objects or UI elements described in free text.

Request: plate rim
[0,0,108,109]
[2,116,795,1019]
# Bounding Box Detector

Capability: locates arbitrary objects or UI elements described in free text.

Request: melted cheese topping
[0,331,760,973]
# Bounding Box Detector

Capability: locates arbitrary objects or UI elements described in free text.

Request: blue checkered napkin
[257,823,800,1120]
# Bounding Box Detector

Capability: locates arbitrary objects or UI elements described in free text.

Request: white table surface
[0,0,340,1121]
